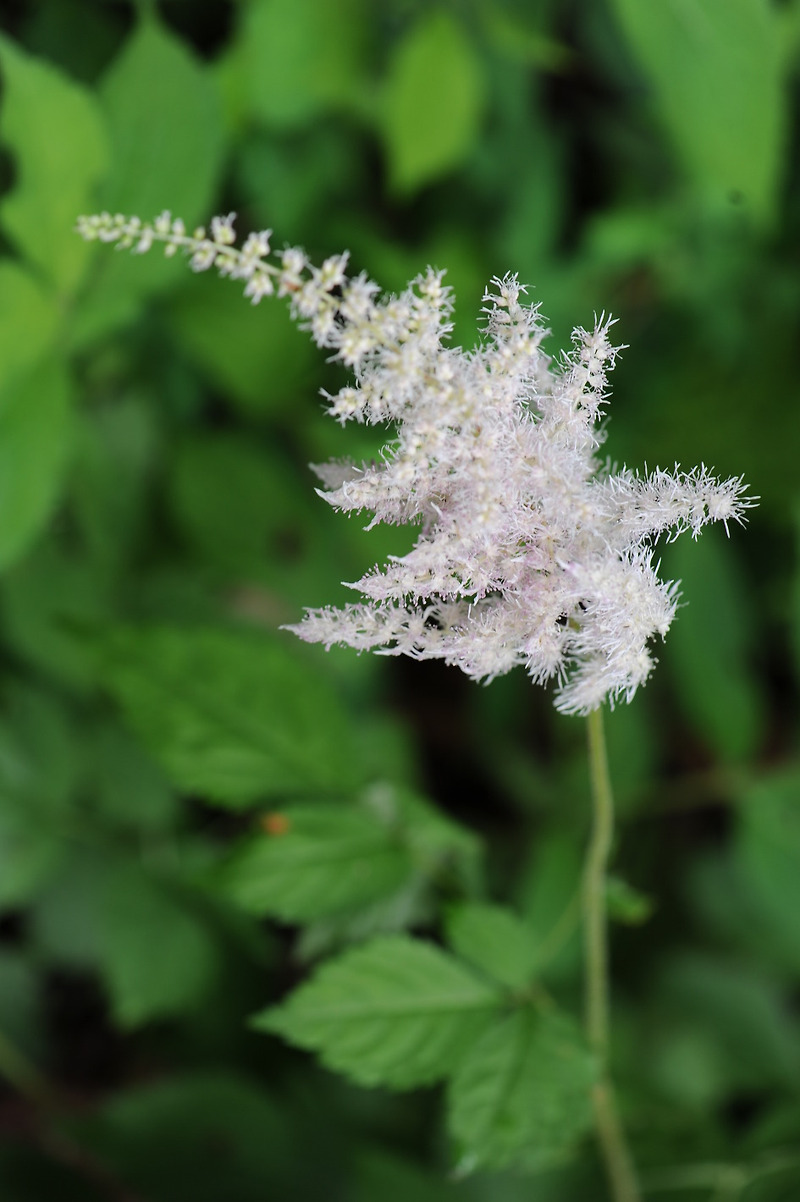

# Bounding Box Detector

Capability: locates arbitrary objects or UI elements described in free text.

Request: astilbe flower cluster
[79,210,752,714]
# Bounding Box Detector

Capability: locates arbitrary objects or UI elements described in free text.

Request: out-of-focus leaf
[257,935,501,1088]
[447,1009,596,1172]
[517,827,582,982]
[0,262,60,395]
[605,876,654,926]
[662,528,763,761]
[222,0,370,130]
[0,540,109,693]
[88,722,178,834]
[70,396,158,573]
[82,1073,296,1202]
[101,626,364,806]
[167,273,317,416]
[223,804,414,921]
[445,902,538,990]
[31,850,217,1027]
[610,0,786,226]
[73,14,224,346]
[381,11,485,195]
[0,357,73,572]
[0,686,78,907]
[0,34,108,291]
[736,769,800,962]
[648,953,800,1106]
[99,864,217,1028]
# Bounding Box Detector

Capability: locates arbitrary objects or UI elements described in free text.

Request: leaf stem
[585,707,641,1202]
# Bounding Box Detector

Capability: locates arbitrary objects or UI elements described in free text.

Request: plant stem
[585,707,641,1202]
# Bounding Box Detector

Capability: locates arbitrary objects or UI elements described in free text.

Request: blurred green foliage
[0,0,799,1196]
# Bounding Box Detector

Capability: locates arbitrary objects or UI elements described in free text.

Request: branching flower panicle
[79,210,754,714]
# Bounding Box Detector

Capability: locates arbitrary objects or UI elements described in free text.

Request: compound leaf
[256,935,502,1088]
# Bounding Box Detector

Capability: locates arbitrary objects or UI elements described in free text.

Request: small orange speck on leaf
[261,812,291,836]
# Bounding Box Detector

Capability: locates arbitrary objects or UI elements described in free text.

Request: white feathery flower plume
[78,211,754,715]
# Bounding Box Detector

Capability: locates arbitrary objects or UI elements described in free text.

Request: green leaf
[610,0,786,226]
[83,1073,295,1200]
[366,784,482,892]
[256,935,502,1088]
[445,902,538,990]
[0,358,73,572]
[224,0,370,130]
[736,769,800,961]
[223,804,413,921]
[99,865,217,1028]
[0,262,60,396]
[0,34,108,292]
[73,14,224,346]
[101,626,363,806]
[605,876,654,926]
[381,11,485,195]
[447,1009,596,1172]
[167,275,318,417]
[0,686,78,907]
[663,528,763,762]
[32,851,217,1028]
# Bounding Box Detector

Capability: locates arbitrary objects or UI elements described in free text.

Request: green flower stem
[585,707,641,1202]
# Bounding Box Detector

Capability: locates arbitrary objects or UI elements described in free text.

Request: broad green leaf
[610,0,786,226]
[224,804,413,921]
[101,626,363,806]
[0,34,108,291]
[445,902,538,990]
[257,935,502,1088]
[663,529,763,761]
[224,0,370,130]
[381,11,485,195]
[448,1009,596,1172]
[73,15,224,346]
[0,357,73,572]
[0,262,60,396]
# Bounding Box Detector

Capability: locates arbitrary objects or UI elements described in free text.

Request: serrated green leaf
[101,626,363,806]
[448,1008,596,1172]
[610,0,785,226]
[382,11,485,195]
[0,262,60,397]
[73,14,224,347]
[256,935,502,1088]
[224,804,413,921]
[0,357,73,572]
[445,902,538,990]
[0,34,108,292]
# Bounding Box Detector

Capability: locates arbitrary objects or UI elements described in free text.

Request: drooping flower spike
[78,210,754,714]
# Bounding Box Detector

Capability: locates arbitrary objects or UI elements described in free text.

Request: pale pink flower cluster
[78,211,752,714]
